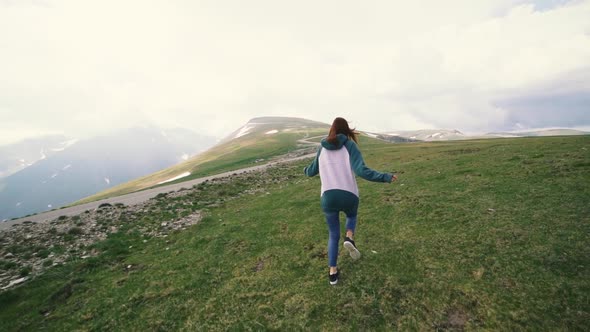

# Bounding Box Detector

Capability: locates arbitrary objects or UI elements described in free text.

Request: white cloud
[0,0,589,145]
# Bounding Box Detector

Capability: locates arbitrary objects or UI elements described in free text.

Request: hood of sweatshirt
[320,133,348,150]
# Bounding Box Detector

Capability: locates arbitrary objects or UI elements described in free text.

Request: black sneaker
[329,271,339,285]
[343,237,361,260]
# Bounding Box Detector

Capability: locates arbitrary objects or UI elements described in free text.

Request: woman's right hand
[390,174,398,182]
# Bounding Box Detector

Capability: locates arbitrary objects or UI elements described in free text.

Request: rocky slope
[0,163,288,291]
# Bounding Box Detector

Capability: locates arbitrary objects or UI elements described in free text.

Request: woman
[304,117,397,285]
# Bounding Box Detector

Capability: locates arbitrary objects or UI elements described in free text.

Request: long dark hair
[327,117,358,144]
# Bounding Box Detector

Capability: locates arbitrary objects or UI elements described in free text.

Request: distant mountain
[380,129,467,141]
[0,127,216,221]
[0,135,77,178]
[377,128,588,141]
[486,129,589,138]
[77,117,331,204]
[221,116,330,143]
[362,132,419,143]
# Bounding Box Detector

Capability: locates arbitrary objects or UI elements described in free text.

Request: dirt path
[0,153,316,231]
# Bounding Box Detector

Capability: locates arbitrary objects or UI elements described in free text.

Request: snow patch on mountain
[158,172,191,185]
[104,178,110,185]
[51,139,78,152]
[235,125,255,139]
[265,129,279,135]
[62,164,71,171]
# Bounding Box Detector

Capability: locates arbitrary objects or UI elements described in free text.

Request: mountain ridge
[0,127,215,220]
[376,128,588,141]
[75,117,330,204]
[0,135,75,179]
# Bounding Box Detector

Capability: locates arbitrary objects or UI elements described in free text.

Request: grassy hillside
[1,135,589,330]
[76,117,328,204]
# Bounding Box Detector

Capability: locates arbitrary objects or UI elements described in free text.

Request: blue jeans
[325,211,357,267]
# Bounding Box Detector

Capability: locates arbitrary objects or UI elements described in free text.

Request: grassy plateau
[1,135,589,331]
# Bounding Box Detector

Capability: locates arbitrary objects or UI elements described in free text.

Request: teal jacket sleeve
[303,148,321,177]
[345,140,393,182]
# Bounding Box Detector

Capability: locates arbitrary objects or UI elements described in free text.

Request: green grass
[1,135,589,331]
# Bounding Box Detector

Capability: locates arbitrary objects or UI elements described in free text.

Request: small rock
[165,247,170,251]
[473,267,485,280]
[5,253,14,258]
[487,208,496,213]
[2,277,27,290]
[127,265,132,269]
[371,250,378,254]
[161,222,167,227]
[143,240,147,243]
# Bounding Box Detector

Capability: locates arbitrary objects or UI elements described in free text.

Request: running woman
[304,117,397,285]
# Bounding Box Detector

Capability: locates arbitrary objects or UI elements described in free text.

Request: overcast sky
[1,0,589,145]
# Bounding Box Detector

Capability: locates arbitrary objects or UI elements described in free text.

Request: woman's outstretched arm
[345,140,394,183]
